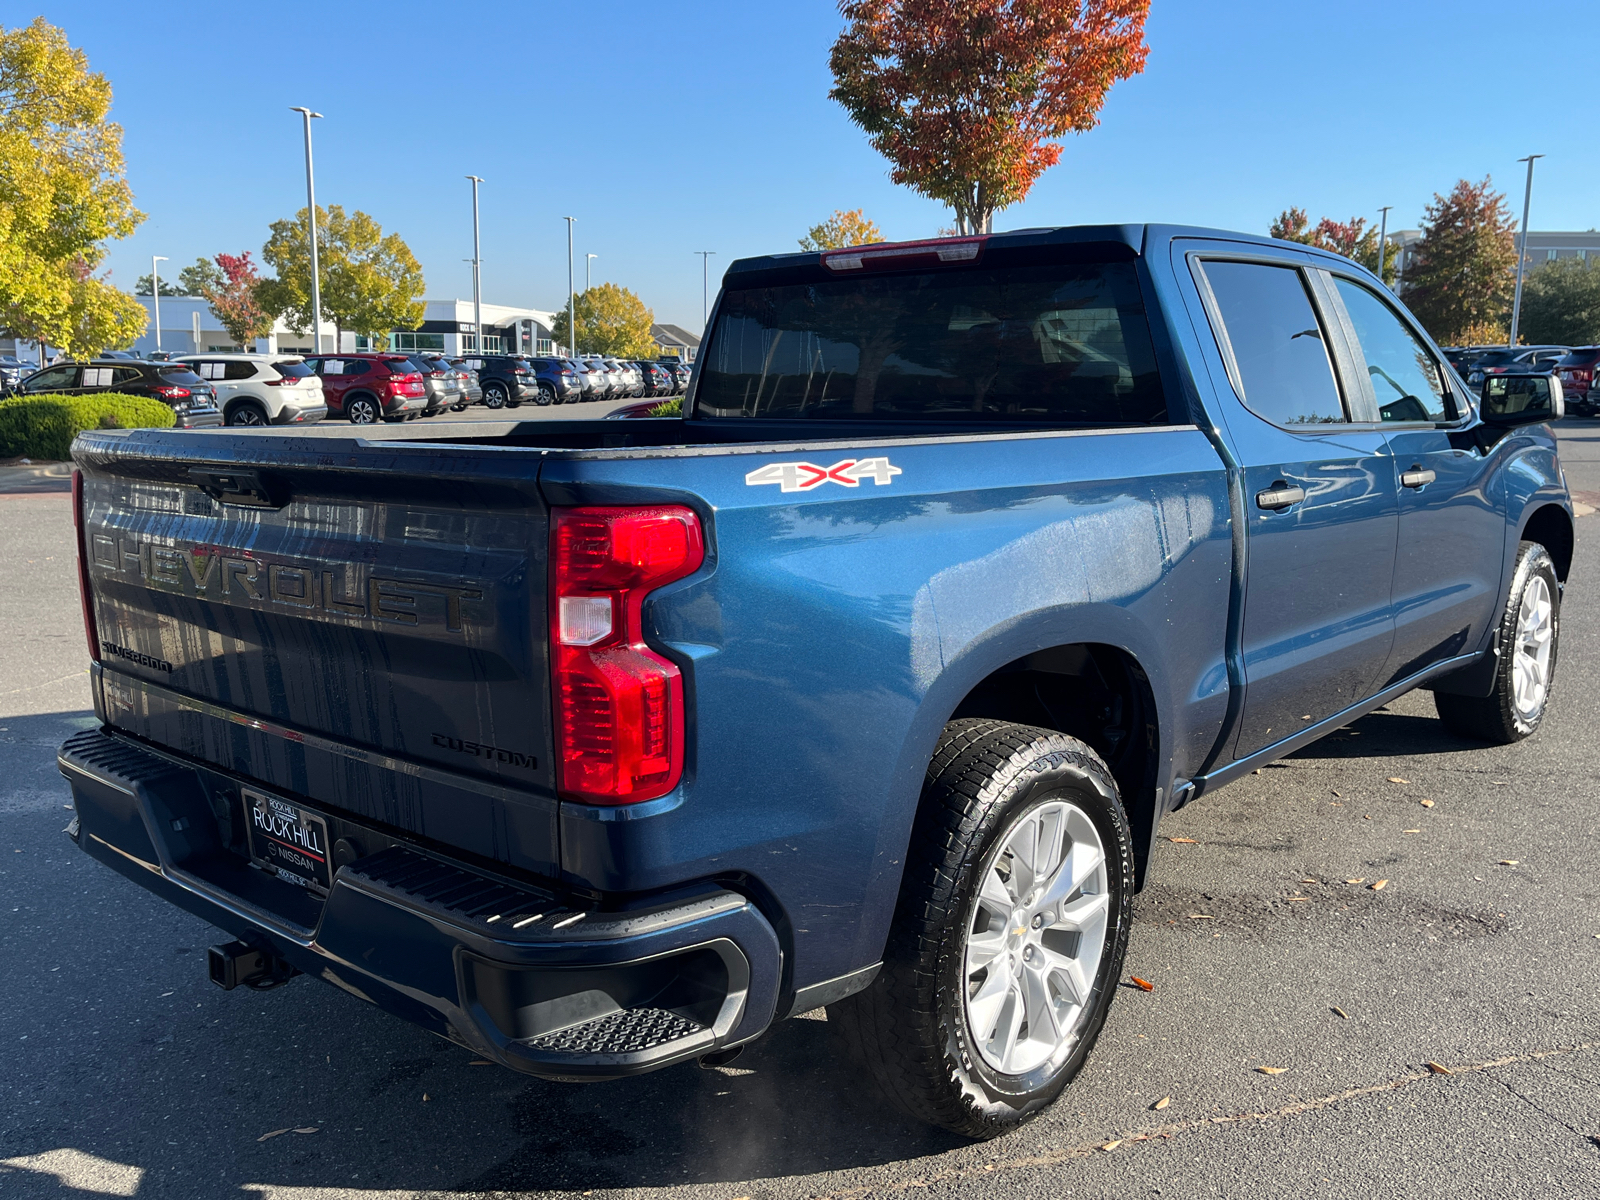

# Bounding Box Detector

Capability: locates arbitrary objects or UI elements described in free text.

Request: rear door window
[1331,278,1452,423]
[696,260,1167,424]
[223,361,257,381]
[1198,260,1347,426]
[81,366,117,388]
[191,361,226,380]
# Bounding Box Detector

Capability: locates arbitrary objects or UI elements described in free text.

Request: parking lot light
[467,176,483,355]
[564,216,576,356]
[290,107,324,354]
[1509,155,1544,348]
[151,256,167,353]
[1376,206,1391,290]
[696,251,715,328]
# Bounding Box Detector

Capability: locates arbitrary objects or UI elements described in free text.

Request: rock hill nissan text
[60,225,1572,1137]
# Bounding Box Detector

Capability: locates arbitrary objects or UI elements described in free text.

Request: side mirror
[1481,372,1564,426]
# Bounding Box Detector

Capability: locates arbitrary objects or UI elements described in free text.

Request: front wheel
[829,719,1133,1138]
[1435,541,1560,743]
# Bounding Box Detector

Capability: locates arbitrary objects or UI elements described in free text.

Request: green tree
[829,0,1149,234]
[799,208,884,251]
[1269,208,1399,284]
[258,205,425,349]
[1399,177,1517,346]
[135,257,221,297]
[1518,257,1600,347]
[0,18,146,356]
[550,283,656,357]
[201,252,272,348]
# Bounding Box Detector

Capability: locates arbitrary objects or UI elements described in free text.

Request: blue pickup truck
[60,225,1572,1138]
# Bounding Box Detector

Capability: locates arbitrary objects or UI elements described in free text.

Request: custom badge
[744,457,902,493]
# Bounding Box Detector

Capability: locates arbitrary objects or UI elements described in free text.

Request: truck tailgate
[74,430,558,876]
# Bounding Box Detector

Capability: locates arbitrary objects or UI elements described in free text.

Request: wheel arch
[222,395,268,421]
[1521,502,1574,582]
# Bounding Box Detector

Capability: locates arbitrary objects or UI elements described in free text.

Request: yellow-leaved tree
[798,208,884,251]
[0,18,147,357]
[550,283,657,358]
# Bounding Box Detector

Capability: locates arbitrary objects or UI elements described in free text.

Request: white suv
[175,354,328,426]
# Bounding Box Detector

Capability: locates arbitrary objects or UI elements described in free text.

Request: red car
[303,354,428,424]
[1556,346,1600,416]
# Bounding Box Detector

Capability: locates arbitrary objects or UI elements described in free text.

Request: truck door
[1322,274,1506,681]
[1185,252,1400,761]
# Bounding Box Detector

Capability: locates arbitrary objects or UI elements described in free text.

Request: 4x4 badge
[745,457,902,493]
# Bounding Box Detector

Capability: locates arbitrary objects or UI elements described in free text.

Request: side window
[82,367,116,388]
[322,359,345,375]
[193,361,224,380]
[24,365,77,392]
[1332,279,1452,423]
[344,360,371,376]
[1200,260,1347,426]
[112,367,143,386]
[223,362,256,380]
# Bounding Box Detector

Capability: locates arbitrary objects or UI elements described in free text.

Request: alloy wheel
[1512,574,1554,719]
[347,398,377,425]
[963,799,1110,1077]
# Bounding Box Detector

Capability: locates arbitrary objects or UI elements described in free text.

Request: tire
[225,401,268,427]
[345,396,379,425]
[536,382,556,407]
[829,719,1134,1138]
[1435,541,1560,743]
[482,383,508,410]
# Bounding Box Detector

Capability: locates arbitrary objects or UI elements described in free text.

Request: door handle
[1400,468,1436,489]
[1255,483,1306,511]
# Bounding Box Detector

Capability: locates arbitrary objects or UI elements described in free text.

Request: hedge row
[0,393,177,461]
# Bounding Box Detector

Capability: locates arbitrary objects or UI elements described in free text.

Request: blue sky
[39,0,1600,333]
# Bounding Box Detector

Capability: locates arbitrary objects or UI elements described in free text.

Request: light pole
[695,251,715,329]
[290,107,325,353]
[1375,206,1392,290]
[1509,154,1544,348]
[466,176,483,354]
[586,253,598,291]
[151,256,167,353]
[563,216,576,356]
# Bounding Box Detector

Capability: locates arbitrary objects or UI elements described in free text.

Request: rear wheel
[482,383,508,410]
[1435,541,1560,743]
[829,719,1133,1138]
[345,396,379,425]
[538,382,557,406]
[226,401,268,427]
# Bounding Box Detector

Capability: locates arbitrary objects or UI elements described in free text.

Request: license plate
[245,789,332,893]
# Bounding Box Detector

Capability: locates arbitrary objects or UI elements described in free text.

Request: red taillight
[550,506,704,803]
[264,375,299,386]
[72,470,100,664]
[153,385,191,399]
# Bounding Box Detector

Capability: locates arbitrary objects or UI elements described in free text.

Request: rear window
[271,360,315,378]
[158,365,206,386]
[695,261,1166,423]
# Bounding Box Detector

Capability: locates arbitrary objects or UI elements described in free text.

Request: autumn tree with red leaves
[1270,208,1399,283]
[829,0,1149,235]
[201,251,272,349]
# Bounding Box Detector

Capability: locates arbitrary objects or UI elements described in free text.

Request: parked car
[175,354,328,427]
[514,356,580,406]
[416,355,474,411]
[637,361,675,397]
[403,355,459,416]
[455,355,539,409]
[1555,347,1600,416]
[302,353,427,424]
[661,359,691,394]
[1465,345,1570,388]
[447,358,483,408]
[61,224,1574,1140]
[568,358,604,402]
[0,354,28,391]
[17,358,222,427]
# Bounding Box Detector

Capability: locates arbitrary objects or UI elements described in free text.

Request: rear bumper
[58,727,781,1080]
[271,402,328,425]
[173,409,224,428]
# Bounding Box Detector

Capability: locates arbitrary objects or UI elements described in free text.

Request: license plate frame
[244,788,333,894]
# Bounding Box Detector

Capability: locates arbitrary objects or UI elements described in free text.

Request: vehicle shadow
[1287,704,1485,761]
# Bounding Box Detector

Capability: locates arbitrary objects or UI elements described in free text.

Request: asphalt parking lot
[2,419,1598,1199]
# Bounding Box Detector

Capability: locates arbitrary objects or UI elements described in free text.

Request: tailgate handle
[188,468,285,508]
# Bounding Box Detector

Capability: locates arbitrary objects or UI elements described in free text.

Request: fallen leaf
[1345,877,1366,884]
[1330,1006,1349,1019]
[1153,1095,1172,1111]
[1256,1066,1288,1075]
[257,1129,291,1142]
[1129,976,1155,992]
[1100,1140,1122,1152]
[1363,814,1373,821]
[1420,799,1435,808]
[1370,879,1388,891]
[1331,790,1341,798]
[1302,878,1319,883]
[1187,913,1214,920]
[1168,837,1198,844]
[1498,860,1519,866]
[422,1094,430,1102]
[1387,777,1409,784]
[1426,1062,1453,1076]
[1287,897,1309,903]
[293,1127,318,1135]
[1403,829,1421,834]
